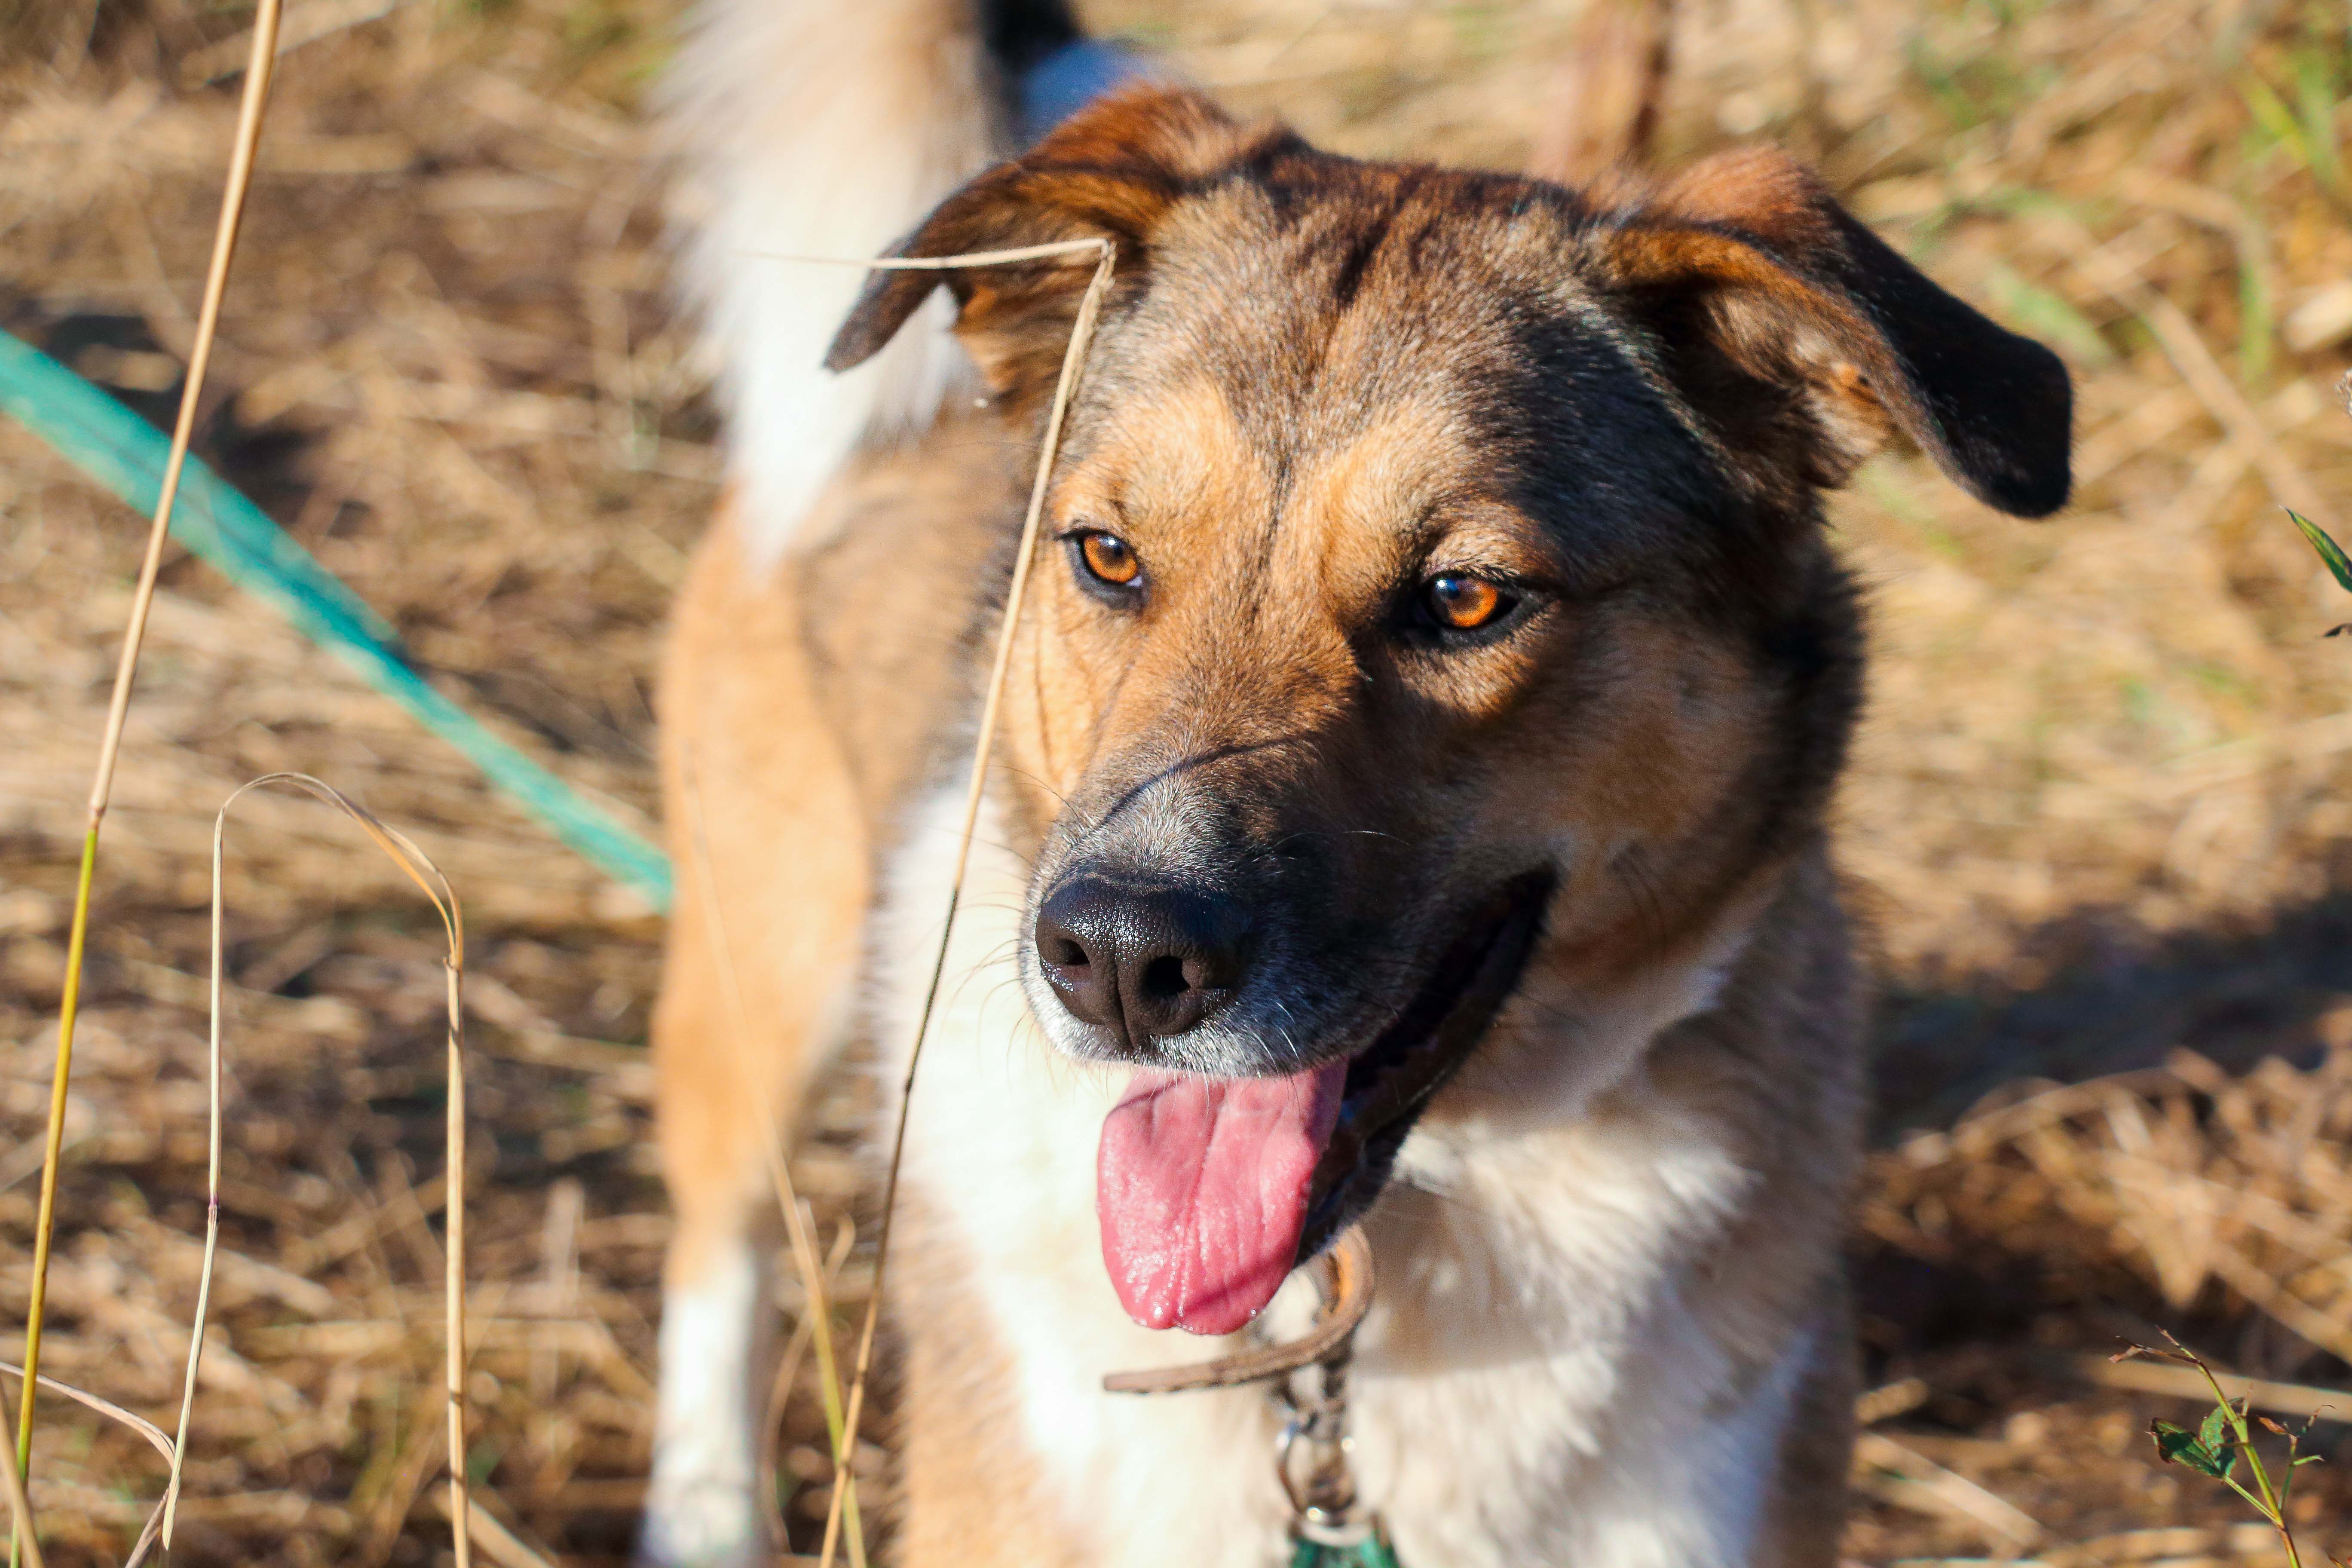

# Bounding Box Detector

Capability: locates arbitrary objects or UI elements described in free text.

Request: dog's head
[830,87,2070,1335]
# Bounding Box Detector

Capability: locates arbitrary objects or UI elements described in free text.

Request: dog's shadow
[1871,884,2352,1136]
[1853,883,2352,1433]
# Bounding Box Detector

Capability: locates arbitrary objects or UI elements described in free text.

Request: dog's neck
[870,776,1846,1565]
[875,780,1844,1561]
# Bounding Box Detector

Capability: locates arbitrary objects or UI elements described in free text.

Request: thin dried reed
[0,1426,36,1568]
[169,774,472,1565]
[1,1355,176,1567]
[803,235,1119,1568]
[760,1220,854,1551]
[15,2,285,1560]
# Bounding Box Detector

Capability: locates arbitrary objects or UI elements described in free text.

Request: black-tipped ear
[825,86,1269,409]
[1810,205,2072,516]
[1596,147,2072,518]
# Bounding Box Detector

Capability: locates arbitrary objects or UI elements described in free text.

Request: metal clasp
[1096,1226,1389,1560]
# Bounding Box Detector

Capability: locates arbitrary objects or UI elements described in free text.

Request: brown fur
[655,84,2069,1564]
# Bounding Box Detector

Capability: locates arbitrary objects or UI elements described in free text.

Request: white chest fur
[865,783,1813,1568]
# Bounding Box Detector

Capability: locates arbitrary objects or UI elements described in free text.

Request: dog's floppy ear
[1593,147,2072,517]
[827,86,1263,407]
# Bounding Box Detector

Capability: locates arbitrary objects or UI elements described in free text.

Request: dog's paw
[634,1475,764,1568]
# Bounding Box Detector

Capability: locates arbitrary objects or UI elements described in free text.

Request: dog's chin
[1291,870,1553,1264]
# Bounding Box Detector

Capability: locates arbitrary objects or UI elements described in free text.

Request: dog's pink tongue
[1096,1061,1346,1335]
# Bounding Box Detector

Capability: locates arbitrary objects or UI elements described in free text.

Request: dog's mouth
[1094,872,1552,1335]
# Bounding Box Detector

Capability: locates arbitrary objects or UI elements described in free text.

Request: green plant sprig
[2285,508,2352,637]
[2124,1336,2330,1568]
[2289,378,2352,632]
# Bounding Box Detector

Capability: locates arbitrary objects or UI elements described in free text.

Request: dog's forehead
[1068,163,1724,577]
[1130,168,1593,417]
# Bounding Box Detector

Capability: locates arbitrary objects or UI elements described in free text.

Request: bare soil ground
[3,0,2352,1562]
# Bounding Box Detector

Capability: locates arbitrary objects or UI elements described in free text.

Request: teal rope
[0,330,673,910]
[1291,1531,1402,1567]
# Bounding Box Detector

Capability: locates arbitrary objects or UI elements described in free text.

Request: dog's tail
[664,0,1136,567]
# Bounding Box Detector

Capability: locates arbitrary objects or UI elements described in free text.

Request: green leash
[0,330,673,910]
[1289,1527,1404,1568]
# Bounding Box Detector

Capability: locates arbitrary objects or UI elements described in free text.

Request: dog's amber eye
[1076,530,1141,588]
[1424,575,1508,631]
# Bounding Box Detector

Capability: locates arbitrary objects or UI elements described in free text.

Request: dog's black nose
[1034,879,1250,1048]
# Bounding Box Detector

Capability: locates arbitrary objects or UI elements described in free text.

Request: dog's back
[648,7,2070,1566]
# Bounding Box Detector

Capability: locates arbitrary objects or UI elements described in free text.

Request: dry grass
[1871,1028,2352,1365]
[3,0,2352,1562]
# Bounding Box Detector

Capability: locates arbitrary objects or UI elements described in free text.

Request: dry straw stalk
[8,769,494,1565]
[1,1348,185,1566]
[782,236,1120,1568]
[162,775,473,1567]
[15,0,286,1560]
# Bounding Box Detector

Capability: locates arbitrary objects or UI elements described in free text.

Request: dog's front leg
[639,515,876,1566]
[641,935,854,1567]
[642,1196,770,1568]
[640,890,786,1568]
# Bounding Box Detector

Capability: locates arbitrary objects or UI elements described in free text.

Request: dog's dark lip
[1292,869,1554,1264]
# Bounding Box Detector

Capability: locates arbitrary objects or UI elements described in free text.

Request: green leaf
[2152,1417,2238,1478]
[2241,72,2308,164]
[2289,511,2352,594]
[2199,1403,2234,1456]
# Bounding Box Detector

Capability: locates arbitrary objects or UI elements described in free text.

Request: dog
[641,3,2073,1563]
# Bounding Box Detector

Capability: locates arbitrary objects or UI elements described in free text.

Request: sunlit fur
[646,5,2070,1563]
[661,0,996,570]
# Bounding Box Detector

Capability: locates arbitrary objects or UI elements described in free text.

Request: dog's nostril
[1047,937,1089,969]
[1139,953,1188,1001]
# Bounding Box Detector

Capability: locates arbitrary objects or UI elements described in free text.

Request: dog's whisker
[995,764,1075,811]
